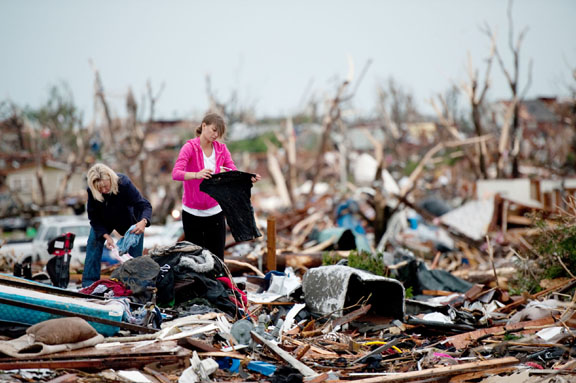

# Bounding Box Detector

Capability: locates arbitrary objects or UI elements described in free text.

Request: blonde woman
[83,164,152,287]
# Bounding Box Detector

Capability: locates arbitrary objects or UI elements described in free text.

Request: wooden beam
[251,331,317,377]
[338,357,519,383]
[267,216,277,272]
[330,304,371,330]
[449,367,517,382]
[446,317,555,349]
[0,353,188,371]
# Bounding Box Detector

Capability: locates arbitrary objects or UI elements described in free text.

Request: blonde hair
[87,163,119,202]
[195,113,226,139]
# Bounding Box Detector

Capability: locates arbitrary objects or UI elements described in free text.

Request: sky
[1,0,575,122]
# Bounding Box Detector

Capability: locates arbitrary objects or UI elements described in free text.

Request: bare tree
[430,90,482,179]
[270,117,298,206]
[21,84,89,208]
[305,77,350,204]
[91,64,118,154]
[0,101,29,152]
[375,78,419,150]
[460,38,496,179]
[484,0,533,178]
[205,74,256,125]
[90,63,152,194]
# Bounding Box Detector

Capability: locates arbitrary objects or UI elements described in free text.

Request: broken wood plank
[464,284,488,301]
[224,252,324,274]
[287,338,339,357]
[334,357,519,382]
[448,366,517,382]
[295,343,311,360]
[178,337,220,352]
[143,367,173,383]
[251,331,317,377]
[2,339,184,362]
[329,304,371,330]
[506,215,532,225]
[405,317,475,333]
[225,259,264,276]
[0,351,190,371]
[495,277,576,313]
[301,236,337,254]
[267,216,277,272]
[196,351,247,359]
[446,317,555,349]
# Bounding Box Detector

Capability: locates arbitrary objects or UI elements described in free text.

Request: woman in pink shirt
[172,113,259,259]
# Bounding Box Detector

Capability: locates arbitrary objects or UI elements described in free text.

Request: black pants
[182,210,226,260]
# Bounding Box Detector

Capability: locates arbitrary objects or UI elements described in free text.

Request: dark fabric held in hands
[200,170,262,242]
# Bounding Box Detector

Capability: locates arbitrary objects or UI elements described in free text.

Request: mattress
[0,284,125,336]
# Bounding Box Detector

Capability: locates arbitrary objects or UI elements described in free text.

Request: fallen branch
[224,259,264,276]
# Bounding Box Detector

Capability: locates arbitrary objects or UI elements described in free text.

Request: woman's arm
[172,143,193,181]
[123,178,153,227]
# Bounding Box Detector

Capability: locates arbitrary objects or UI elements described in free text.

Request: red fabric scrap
[79,278,133,297]
[217,276,248,307]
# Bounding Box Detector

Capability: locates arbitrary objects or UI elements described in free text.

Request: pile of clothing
[80,241,249,325]
[148,241,247,317]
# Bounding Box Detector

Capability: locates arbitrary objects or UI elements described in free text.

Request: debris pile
[1,168,576,382]
[0,234,575,382]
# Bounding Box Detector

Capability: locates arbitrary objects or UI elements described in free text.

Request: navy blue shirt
[87,174,152,240]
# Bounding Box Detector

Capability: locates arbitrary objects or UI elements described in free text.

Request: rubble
[0,231,574,383]
[1,166,576,382]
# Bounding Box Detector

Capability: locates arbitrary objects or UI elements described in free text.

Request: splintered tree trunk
[286,117,298,204]
[489,0,532,178]
[510,103,520,177]
[372,188,389,246]
[35,168,46,208]
[471,106,488,178]
[430,95,482,179]
[34,131,46,207]
[306,80,349,204]
[266,141,292,208]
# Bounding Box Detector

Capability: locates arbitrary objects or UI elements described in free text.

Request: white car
[0,215,91,268]
[143,221,183,250]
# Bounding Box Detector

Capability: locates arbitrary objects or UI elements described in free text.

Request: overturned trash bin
[302,265,405,319]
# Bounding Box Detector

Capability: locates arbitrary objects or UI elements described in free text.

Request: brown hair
[195,113,226,139]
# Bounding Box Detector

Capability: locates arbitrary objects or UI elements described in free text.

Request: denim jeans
[81,228,144,287]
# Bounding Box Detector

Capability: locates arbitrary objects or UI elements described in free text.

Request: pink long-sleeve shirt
[172,137,237,210]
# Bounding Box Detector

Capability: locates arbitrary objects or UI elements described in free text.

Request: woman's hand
[196,168,213,179]
[131,219,147,235]
[251,173,261,183]
[186,169,213,180]
[104,235,116,250]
